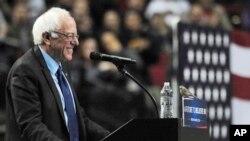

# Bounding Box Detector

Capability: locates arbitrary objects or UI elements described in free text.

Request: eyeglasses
[51,31,79,41]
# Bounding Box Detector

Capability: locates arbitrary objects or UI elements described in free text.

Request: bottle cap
[161,82,171,94]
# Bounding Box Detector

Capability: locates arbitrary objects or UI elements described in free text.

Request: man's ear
[42,32,51,45]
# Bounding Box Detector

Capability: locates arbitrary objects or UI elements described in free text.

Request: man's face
[48,17,79,62]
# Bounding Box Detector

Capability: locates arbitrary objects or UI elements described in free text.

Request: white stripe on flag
[232,97,250,124]
[230,43,250,78]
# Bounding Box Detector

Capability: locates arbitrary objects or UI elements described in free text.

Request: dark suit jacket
[5,45,110,141]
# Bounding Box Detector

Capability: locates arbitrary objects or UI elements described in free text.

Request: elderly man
[5,7,109,141]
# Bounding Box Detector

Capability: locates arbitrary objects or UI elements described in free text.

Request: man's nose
[71,37,79,46]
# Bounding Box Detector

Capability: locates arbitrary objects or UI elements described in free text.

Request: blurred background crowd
[0,0,248,139]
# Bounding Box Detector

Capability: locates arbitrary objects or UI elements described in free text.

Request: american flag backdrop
[230,30,250,125]
[177,22,231,141]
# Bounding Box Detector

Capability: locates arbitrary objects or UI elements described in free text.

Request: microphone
[179,85,195,97]
[90,51,159,118]
[90,52,136,65]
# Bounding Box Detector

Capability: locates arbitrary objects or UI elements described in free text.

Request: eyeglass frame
[50,31,79,41]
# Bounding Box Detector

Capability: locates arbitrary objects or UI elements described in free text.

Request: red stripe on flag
[231,30,250,47]
[232,74,250,99]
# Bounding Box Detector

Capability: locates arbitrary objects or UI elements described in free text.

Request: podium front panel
[101,118,208,141]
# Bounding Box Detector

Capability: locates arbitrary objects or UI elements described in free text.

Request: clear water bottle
[160,82,173,118]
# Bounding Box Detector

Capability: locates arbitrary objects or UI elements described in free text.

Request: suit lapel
[33,46,66,124]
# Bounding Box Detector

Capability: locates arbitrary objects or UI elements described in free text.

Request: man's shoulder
[14,48,36,66]
[9,48,41,74]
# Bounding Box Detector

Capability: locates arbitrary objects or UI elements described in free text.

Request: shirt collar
[39,46,61,75]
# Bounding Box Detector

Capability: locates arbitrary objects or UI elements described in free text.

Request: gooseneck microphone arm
[90,52,159,118]
[115,63,160,119]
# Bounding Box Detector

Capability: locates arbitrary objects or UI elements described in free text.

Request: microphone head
[90,51,136,65]
[90,52,101,60]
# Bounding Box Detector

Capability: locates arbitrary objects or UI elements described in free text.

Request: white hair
[32,7,72,45]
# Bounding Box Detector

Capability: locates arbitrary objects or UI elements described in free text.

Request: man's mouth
[66,47,74,53]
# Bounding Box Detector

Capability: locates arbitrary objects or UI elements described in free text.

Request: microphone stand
[115,63,160,118]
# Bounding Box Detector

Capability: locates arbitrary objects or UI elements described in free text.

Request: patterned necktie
[56,66,79,141]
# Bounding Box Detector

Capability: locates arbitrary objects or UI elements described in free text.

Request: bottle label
[160,96,173,118]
